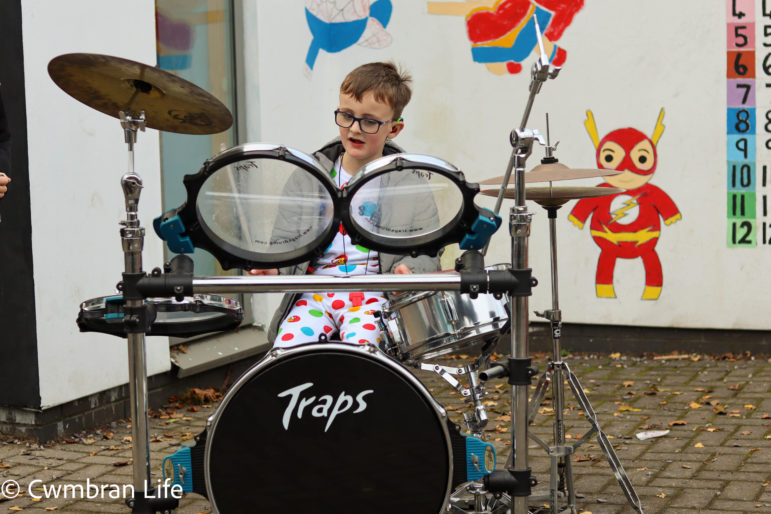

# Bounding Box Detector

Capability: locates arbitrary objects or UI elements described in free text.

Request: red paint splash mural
[428,0,584,74]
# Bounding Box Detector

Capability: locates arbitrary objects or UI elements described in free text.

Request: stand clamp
[479,358,538,386]
[484,468,537,498]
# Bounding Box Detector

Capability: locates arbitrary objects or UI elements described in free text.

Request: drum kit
[49,29,644,514]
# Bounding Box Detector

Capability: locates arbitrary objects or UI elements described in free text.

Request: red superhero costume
[569,110,681,300]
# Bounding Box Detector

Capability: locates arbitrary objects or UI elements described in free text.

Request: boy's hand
[0,173,10,199]
[393,264,412,274]
[247,268,278,275]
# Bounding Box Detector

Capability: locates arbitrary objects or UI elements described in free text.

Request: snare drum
[77,294,242,338]
[379,266,510,362]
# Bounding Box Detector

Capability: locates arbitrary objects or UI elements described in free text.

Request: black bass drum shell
[204,343,452,513]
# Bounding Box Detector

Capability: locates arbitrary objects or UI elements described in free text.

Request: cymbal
[480,186,624,207]
[479,162,621,185]
[48,53,233,135]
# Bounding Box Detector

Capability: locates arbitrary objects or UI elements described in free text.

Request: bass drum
[205,342,453,513]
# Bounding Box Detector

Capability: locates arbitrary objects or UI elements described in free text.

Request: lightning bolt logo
[610,194,643,223]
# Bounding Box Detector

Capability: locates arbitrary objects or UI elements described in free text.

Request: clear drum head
[343,154,480,255]
[163,144,339,269]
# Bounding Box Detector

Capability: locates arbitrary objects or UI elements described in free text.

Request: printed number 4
[733,0,745,19]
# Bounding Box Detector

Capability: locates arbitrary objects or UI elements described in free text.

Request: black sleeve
[0,87,11,174]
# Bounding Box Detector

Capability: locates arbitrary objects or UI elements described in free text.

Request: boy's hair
[340,62,412,119]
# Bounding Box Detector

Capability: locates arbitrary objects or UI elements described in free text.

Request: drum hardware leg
[449,481,512,514]
[463,366,489,436]
[527,205,643,514]
[421,361,491,436]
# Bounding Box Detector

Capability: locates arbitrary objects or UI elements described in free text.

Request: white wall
[23,0,169,408]
[243,1,768,331]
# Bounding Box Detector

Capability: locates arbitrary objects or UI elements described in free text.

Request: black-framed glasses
[334,110,397,134]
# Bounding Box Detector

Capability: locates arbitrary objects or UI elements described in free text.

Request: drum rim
[79,293,241,312]
[203,341,454,512]
[76,294,243,337]
[340,153,482,256]
[171,143,340,270]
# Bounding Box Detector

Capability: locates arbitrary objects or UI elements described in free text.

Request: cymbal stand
[528,201,644,514]
[118,111,178,513]
[479,24,559,512]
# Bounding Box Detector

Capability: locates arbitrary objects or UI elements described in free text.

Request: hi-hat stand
[528,194,644,513]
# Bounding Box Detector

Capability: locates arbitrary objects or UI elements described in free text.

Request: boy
[250,61,441,347]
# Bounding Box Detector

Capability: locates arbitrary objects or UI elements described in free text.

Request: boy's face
[337,91,403,173]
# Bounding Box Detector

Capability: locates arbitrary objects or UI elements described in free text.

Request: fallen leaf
[656,492,666,498]
[113,460,131,467]
[688,402,702,409]
[741,430,752,435]
[622,381,634,387]
[744,404,756,410]
[619,405,641,412]
[610,352,621,359]
[682,464,691,469]
[694,442,704,448]
[653,354,688,361]
[669,420,687,426]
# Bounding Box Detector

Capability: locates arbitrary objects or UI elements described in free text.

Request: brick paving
[0,351,769,513]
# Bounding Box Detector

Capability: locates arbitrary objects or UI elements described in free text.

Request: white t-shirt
[311,158,379,276]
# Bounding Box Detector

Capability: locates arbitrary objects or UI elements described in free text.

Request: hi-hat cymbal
[48,53,233,135]
[481,186,624,207]
[479,162,621,185]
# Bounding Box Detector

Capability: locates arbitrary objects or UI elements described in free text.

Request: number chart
[727,0,771,247]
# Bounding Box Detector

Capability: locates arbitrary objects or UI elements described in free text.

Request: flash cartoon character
[568,109,682,300]
[427,0,583,75]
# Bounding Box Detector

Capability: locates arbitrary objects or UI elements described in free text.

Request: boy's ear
[387,120,404,139]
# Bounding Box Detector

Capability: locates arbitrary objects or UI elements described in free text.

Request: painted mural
[304,0,394,72]
[568,110,682,301]
[427,0,583,75]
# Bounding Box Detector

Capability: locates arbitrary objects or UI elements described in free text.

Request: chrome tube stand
[508,132,538,514]
[528,203,644,514]
[476,36,557,512]
[118,112,178,513]
[119,111,152,494]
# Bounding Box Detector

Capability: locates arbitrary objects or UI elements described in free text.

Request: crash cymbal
[481,186,624,207]
[479,162,620,185]
[48,53,232,135]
